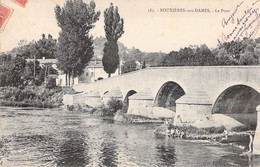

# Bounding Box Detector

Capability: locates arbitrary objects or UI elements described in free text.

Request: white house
[78,60,120,83]
[27,57,121,86]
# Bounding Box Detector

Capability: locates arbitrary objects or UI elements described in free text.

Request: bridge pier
[103,87,123,106]
[174,90,212,127]
[127,89,154,117]
[253,105,260,154]
[85,90,103,107]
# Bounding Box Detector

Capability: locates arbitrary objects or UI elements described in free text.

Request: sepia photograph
[0,0,260,166]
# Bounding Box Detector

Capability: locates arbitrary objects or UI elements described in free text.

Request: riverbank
[154,123,254,151]
[0,86,76,108]
[66,101,164,123]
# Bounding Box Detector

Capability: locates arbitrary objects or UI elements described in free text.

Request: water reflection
[56,131,90,167]
[1,107,260,167]
[99,131,118,167]
[156,143,177,166]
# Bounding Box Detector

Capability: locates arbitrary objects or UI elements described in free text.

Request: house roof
[27,59,57,64]
[26,58,104,67]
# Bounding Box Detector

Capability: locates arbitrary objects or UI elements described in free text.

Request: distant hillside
[93,36,128,60]
[0,36,167,67]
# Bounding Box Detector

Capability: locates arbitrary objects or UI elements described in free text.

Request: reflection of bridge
[72,66,260,154]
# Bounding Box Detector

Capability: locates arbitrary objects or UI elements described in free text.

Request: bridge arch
[212,84,260,128]
[123,90,137,113]
[154,81,185,112]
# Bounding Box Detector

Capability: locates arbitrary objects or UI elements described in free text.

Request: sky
[1,0,260,53]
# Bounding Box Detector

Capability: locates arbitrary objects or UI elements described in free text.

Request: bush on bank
[93,98,124,116]
[0,86,76,108]
[67,98,124,116]
[154,123,228,140]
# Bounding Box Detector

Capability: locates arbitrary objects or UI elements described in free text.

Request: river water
[1,107,260,167]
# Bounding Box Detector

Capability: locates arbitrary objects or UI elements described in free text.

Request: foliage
[0,86,74,108]
[93,104,115,116]
[23,60,45,86]
[67,105,75,111]
[123,48,144,62]
[103,41,120,77]
[55,0,100,85]
[215,48,239,65]
[144,52,167,66]
[215,37,259,65]
[114,111,162,123]
[102,3,124,77]
[121,59,137,74]
[35,34,57,59]
[0,55,47,87]
[8,34,57,59]
[159,45,216,66]
[239,52,259,65]
[107,98,124,114]
[0,55,26,87]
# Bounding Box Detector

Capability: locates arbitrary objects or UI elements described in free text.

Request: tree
[215,48,238,65]
[55,0,100,85]
[193,45,216,66]
[239,52,259,65]
[121,59,137,74]
[144,52,166,66]
[0,55,26,87]
[23,60,45,86]
[102,3,124,77]
[35,34,57,59]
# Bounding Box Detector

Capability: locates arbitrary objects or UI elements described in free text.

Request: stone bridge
[72,66,260,154]
[74,66,260,118]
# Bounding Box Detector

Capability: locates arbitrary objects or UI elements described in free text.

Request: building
[78,60,120,83]
[27,57,121,86]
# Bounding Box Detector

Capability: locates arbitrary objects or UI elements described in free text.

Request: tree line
[121,38,260,74]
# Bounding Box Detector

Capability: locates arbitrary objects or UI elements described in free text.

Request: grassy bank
[154,123,253,150]
[113,111,163,123]
[0,86,75,108]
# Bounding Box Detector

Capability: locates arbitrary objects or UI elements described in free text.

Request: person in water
[248,132,253,153]
[223,129,229,139]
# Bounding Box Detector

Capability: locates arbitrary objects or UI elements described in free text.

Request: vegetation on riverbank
[154,123,254,150]
[113,110,163,123]
[67,98,124,116]
[0,86,75,108]
[66,98,163,123]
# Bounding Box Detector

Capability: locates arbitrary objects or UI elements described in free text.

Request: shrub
[107,98,123,114]
[67,105,75,111]
[93,105,114,116]
[203,126,225,134]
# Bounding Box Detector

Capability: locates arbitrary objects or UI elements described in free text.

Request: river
[1,107,260,167]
